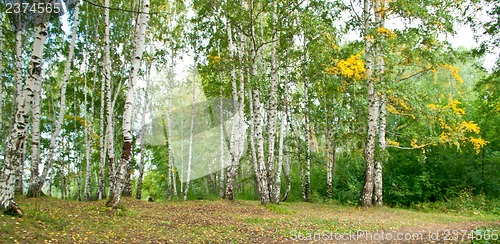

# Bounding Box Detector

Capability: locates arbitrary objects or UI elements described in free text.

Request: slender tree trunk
[326,117,333,199]
[184,81,196,201]
[97,74,107,200]
[96,16,108,200]
[248,89,259,198]
[224,20,238,200]
[274,110,287,203]
[103,0,117,202]
[84,70,95,201]
[167,78,177,199]
[374,94,386,206]
[0,12,3,132]
[136,66,151,200]
[77,164,82,201]
[303,79,311,202]
[107,0,149,209]
[359,0,378,208]
[219,85,226,198]
[274,70,288,204]
[266,2,280,203]
[373,2,386,207]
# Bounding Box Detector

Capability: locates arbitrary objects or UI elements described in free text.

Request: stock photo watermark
[289,229,499,242]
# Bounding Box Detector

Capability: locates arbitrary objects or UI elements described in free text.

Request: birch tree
[104,0,117,201]
[107,0,150,208]
[358,0,379,208]
[224,19,246,201]
[1,16,49,215]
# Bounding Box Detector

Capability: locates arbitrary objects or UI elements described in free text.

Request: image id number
[5,2,61,14]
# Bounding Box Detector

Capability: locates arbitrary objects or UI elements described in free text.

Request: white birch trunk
[373,4,386,207]
[1,21,49,215]
[225,22,246,201]
[97,74,107,200]
[326,118,333,199]
[249,15,270,203]
[219,85,225,198]
[107,0,149,208]
[27,53,43,198]
[184,82,196,201]
[84,74,94,201]
[224,20,238,200]
[104,0,116,201]
[248,89,259,198]
[266,3,279,203]
[0,12,3,131]
[359,0,378,208]
[167,72,177,199]
[374,94,386,206]
[303,78,311,202]
[274,110,287,203]
[253,88,270,204]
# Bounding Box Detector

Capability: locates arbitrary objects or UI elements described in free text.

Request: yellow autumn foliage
[427,103,440,110]
[461,121,480,133]
[387,139,400,147]
[469,137,487,154]
[377,27,396,39]
[325,52,366,80]
[443,64,463,84]
[444,98,465,116]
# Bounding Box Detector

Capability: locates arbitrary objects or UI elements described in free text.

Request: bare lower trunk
[27,56,42,198]
[274,110,287,203]
[122,164,132,197]
[253,89,270,204]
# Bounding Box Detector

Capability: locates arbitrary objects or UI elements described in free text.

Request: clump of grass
[264,204,297,215]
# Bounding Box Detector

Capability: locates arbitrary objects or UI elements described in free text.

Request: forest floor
[1,196,499,243]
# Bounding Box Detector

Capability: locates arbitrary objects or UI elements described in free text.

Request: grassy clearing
[1,196,498,243]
